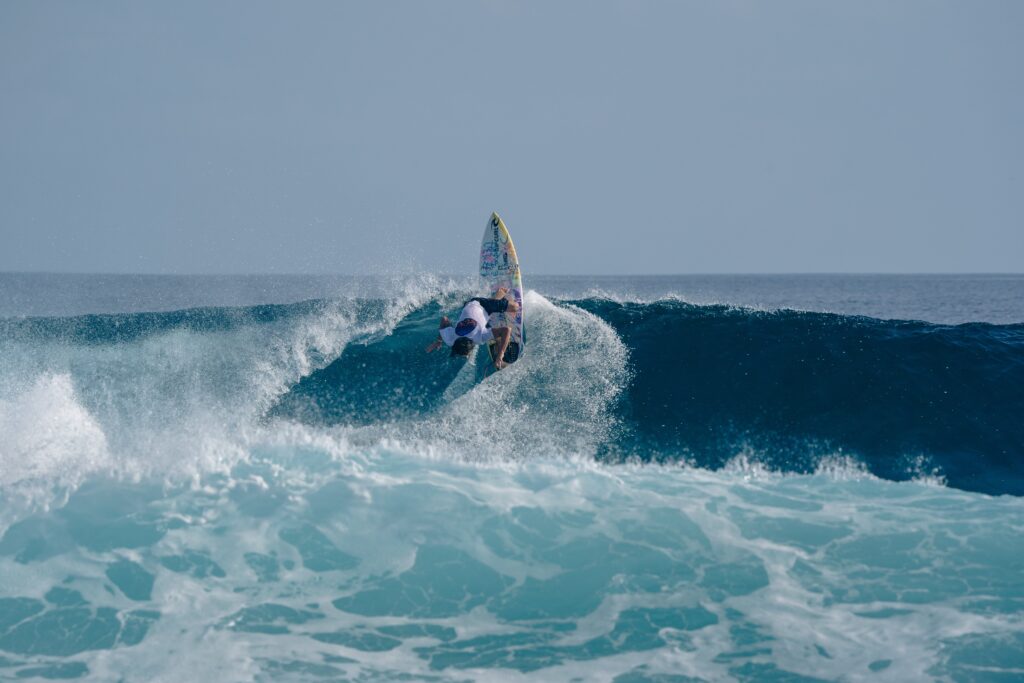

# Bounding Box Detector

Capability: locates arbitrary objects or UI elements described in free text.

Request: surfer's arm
[491,326,512,368]
[426,317,451,353]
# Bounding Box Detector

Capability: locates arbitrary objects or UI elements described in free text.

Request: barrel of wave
[479,212,525,365]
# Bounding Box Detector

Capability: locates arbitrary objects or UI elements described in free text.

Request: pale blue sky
[1,1,1021,274]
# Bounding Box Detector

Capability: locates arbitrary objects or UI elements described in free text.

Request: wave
[268,295,1024,495]
[1,287,1023,680]
[2,290,1022,500]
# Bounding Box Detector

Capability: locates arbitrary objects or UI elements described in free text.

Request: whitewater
[0,274,1021,682]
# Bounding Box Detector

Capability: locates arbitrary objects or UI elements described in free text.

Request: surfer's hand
[494,359,506,370]
[507,300,519,313]
[426,339,442,353]
[495,287,508,299]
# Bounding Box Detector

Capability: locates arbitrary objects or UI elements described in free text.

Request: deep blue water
[0,273,1021,682]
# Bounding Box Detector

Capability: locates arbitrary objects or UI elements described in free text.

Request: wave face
[0,286,1022,681]
[579,299,1024,495]
[270,297,1024,496]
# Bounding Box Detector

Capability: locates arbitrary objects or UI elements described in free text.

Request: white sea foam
[2,443,1017,681]
[0,373,111,484]
[0,373,112,529]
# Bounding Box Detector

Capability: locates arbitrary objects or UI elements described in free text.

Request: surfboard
[479,212,525,366]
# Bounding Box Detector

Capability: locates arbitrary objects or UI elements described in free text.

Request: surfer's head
[450,337,474,357]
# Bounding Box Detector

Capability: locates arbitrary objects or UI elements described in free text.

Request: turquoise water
[1,449,1021,681]
[0,275,1022,681]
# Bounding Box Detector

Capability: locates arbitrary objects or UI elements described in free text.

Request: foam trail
[417,291,629,459]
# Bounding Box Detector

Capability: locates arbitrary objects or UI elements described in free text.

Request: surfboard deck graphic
[479,212,524,366]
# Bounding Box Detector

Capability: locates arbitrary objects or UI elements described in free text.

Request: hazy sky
[1,1,1021,274]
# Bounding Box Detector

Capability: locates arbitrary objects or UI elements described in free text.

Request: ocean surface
[0,273,1021,682]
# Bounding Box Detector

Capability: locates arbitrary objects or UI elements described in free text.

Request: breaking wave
[0,282,1021,681]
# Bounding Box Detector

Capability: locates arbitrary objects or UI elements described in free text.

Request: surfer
[426,288,519,369]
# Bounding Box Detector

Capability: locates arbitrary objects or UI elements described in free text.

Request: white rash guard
[439,300,494,347]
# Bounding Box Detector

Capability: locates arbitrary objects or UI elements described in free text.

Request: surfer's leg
[491,327,513,368]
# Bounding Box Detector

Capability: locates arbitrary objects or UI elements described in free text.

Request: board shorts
[466,297,510,315]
